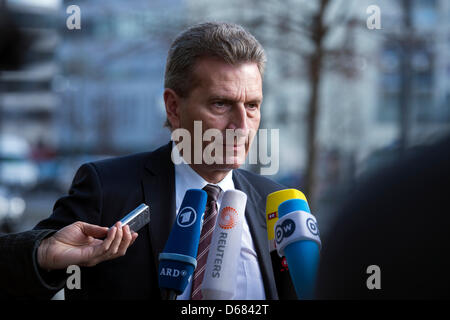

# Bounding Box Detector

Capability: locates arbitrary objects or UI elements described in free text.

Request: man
[31,22,287,299]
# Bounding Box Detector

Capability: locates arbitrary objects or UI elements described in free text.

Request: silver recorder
[116,203,151,232]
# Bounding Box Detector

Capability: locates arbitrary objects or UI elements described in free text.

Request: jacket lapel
[141,142,176,270]
[233,170,278,300]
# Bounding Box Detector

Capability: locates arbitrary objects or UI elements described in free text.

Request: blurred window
[413,0,437,30]
[378,92,399,123]
[414,92,434,123]
[412,49,433,91]
[380,48,400,74]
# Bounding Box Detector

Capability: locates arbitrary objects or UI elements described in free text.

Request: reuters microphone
[274,198,321,300]
[201,190,247,299]
[266,189,306,299]
[158,189,207,300]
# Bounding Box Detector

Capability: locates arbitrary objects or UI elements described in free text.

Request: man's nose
[227,104,249,136]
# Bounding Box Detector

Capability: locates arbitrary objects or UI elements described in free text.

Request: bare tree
[241,0,363,205]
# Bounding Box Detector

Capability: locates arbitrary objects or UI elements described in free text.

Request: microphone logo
[159,267,188,278]
[176,207,197,228]
[306,218,320,236]
[267,212,277,220]
[218,206,238,229]
[275,219,296,245]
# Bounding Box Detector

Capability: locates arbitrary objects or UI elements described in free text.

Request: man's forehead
[189,58,262,99]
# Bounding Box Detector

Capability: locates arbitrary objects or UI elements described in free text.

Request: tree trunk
[305,50,323,204]
[303,0,328,205]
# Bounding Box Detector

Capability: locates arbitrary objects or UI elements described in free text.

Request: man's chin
[220,157,246,170]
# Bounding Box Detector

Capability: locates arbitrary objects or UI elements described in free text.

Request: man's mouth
[223,143,246,149]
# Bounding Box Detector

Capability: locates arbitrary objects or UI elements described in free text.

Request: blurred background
[0,0,449,239]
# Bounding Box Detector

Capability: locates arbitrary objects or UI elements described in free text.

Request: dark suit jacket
[0,229,65,299]
[33,142,285,300]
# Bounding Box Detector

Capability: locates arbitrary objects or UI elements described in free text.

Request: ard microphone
[158,189,207,300]
[266,189,306,299]
[201,190,247,299]
[275,197,321,299]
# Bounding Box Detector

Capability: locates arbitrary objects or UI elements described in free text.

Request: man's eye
[213,101,226,108]
[247,103,258,109]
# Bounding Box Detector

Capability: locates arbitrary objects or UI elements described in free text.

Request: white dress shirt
[171,142,266,300]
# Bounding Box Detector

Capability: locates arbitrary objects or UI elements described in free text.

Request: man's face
[166,57,262,173]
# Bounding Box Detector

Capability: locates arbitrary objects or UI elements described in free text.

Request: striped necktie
[191,184,221,300]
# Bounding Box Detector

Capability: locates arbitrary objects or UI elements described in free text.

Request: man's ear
[164,88,182,129]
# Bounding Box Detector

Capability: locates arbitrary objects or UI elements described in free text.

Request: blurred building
[0,0,60,147]
[323,0,450,173]
[376,0,450,142]
[56,0,185,156]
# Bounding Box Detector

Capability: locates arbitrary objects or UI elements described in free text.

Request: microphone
[201,190,247,299]
[275,197,321,300]
[266,189,306,299]
[158,189,207,300]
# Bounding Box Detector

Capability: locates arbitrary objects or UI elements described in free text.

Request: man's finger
[129,232,138,246]
[81,225,116,267]
[97,225,117,255]
[86,223,138,266]
[116,225,132,256]
[81,222,109,238]
[108,222,123,256]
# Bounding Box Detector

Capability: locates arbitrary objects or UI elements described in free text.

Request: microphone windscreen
[158,189,207,294]
[266,189,306,251]
[201,189,247,299]
[266,189,306,299]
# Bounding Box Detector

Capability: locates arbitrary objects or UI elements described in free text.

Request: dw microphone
[275,197,321,299]
[266,189,306,299]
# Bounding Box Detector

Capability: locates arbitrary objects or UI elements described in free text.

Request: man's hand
[37,221,138,270]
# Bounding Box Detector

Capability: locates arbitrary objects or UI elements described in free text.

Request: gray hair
[163,22,266,128]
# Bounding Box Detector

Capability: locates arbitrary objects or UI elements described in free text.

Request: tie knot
[202,184,221,202]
